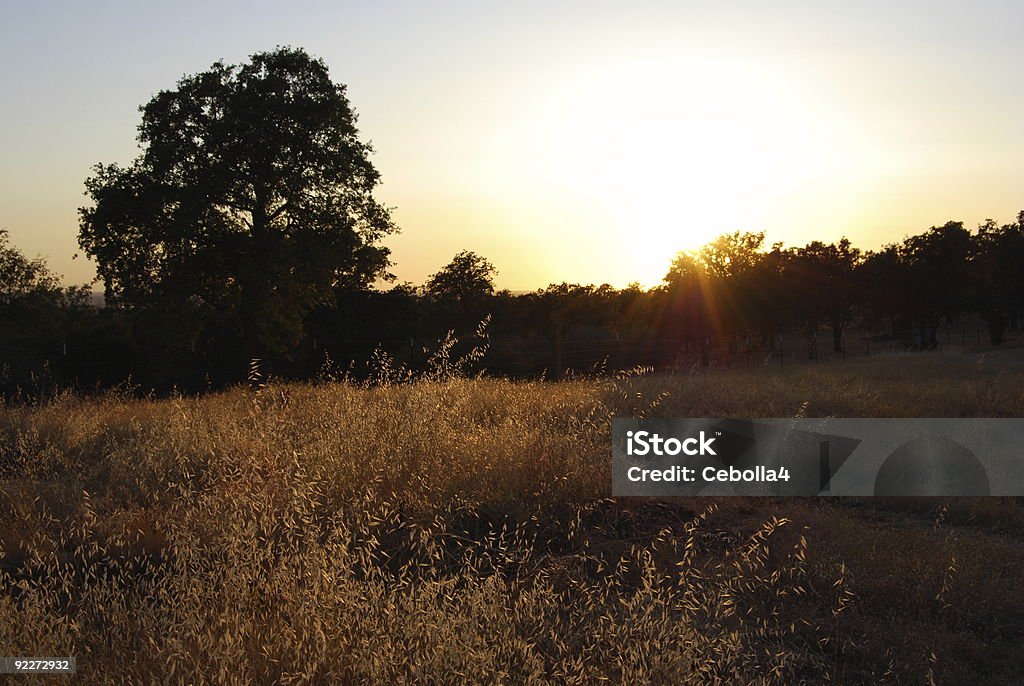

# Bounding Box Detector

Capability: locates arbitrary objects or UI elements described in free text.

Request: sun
[474,49,881,289]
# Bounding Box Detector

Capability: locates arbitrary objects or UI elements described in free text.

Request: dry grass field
[1,350,1023,684]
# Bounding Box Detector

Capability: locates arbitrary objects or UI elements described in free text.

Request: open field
[1,351,1023,683]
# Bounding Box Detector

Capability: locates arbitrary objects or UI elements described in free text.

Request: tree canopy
[0,229,63,306]
[425,251,496,303]
[78,47,396,360]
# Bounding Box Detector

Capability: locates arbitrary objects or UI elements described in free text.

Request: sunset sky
[2,1,1023,291]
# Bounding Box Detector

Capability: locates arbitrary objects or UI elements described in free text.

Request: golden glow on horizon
[4,4,1024,292]
[458,52,889,288]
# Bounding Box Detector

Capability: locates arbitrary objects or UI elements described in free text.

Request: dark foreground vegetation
[1,352,1023,683]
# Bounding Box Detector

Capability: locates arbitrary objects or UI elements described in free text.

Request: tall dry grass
[1,351,1022,683]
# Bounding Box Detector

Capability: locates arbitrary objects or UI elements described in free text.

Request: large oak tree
[79,47,396,361]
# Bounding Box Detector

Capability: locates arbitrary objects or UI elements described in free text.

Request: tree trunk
[240,189,271,378]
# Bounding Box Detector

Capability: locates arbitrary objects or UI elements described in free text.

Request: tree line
[3,213,1023,395]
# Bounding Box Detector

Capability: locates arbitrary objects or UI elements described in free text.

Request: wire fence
[482,324,1022,378]
[10,322,1021,395]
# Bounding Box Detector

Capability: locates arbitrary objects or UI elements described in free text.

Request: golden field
[1,350,1023,684]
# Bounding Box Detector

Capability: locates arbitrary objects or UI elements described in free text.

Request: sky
[1,0,1023,291]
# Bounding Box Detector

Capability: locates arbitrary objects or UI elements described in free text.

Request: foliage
[425,250,497,302]
[0,229,63,306]
[78,47,396,360]
[972,214,1024,344]
[0,230,92,397]
[788,238,861,351]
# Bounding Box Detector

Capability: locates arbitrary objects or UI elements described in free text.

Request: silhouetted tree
[78,47,396,369]
[697,231,767,279]
[422,250,497,337]
[860,244,909,339]
[425,251,496,303]
[0,230,91,395]
[973,214,1024,344]
[901,222,973,348]
[663,231,767,354]
[746,243,790,349]
[0,229,63,306]
[661,251,706,362]
[788,238,861,352]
